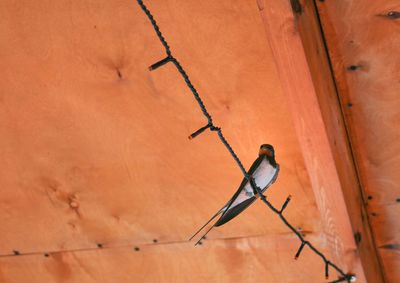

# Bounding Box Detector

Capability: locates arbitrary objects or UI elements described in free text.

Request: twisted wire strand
[137,0,171,56]
[170,58,214,124]
[136,1,354,282]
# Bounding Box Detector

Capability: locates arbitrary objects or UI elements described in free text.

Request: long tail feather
[189,209,222,241]
[194,223,217,246]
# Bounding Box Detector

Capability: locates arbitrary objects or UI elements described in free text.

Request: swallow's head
[259,144,275,157]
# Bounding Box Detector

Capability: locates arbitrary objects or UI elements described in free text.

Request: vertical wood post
[257,0,386,282]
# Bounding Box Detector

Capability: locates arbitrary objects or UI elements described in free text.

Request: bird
[189,144,280,245]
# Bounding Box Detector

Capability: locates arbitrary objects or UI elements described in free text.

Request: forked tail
[189,208,223,242]
[194,223,217,246]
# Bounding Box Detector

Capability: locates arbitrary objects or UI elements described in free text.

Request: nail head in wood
[354,232,362,244]
[386,11,400,19]
[347,65,359,71]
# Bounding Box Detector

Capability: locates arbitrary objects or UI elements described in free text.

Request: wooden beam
[295,1,387,282]
[257,0,385,282]
[315,0,400,281]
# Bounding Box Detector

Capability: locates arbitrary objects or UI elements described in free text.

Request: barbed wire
[136,1,355,282]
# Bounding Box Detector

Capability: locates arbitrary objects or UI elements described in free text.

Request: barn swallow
[190,144,280,245]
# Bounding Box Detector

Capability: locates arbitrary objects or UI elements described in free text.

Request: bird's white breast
[228,157,278,209]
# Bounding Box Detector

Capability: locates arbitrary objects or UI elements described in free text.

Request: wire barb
[280,195,292,213]
[149,56,173,71]
[294,241,306,260]
[325,261,330,279]
[136,0,353,281]
[188,124,211,139]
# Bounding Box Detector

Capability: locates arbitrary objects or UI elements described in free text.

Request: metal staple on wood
[136,1,355,282]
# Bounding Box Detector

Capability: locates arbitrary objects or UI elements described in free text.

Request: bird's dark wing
[220,156,264,213]
[188,157,263,244]
[189,156,279,244]
[215,197,256,226]
[215,156,279,227]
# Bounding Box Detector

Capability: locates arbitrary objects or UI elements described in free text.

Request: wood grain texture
[257,0,382,282]
[316,0,400,282]
[0,234,332,283]
[0,1,328,281]
[288,0,386,282]
[379,248,400,283]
